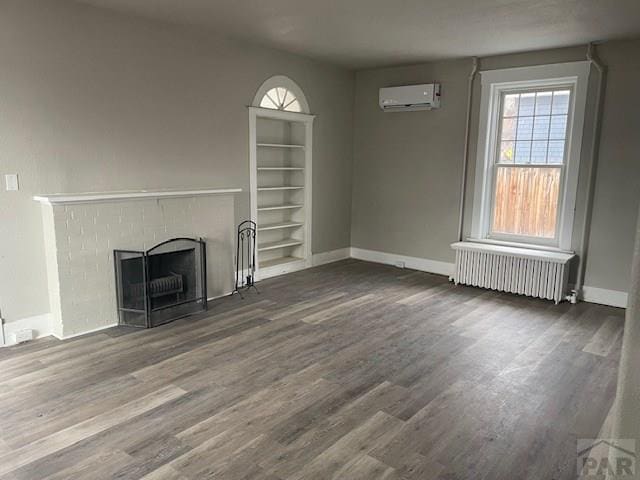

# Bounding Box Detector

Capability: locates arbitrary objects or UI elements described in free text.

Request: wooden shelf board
[258,239,303,252]
[258,222,304,231]
[257,204,303,211]
[257,143,305,149]
[259,256,304,268]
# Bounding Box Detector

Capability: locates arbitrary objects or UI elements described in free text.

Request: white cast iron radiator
[451,242,575,304]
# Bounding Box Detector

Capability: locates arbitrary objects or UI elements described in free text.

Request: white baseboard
[208,294,229,302]
[254,248,351,282]
[582,286,628,309]
[212,248,350,294]
[53,323,119,341]
[1,313,53,347]
[312,248,351,267]
[350,247,454,277]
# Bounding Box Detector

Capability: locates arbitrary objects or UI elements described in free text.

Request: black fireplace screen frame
[114,237,207,328]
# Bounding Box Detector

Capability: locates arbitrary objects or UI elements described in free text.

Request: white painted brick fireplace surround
[35,189,240,339]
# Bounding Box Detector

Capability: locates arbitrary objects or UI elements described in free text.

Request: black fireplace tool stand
[232,220,259,298]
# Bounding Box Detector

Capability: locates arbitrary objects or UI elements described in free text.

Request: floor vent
[451,242,574,304]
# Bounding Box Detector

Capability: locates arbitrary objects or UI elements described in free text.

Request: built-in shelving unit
[249,107,314,279]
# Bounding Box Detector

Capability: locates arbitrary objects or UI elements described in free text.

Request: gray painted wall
[582,40,640,292]
[352,40,640,294]
[352,59,470,262]
[0,0,354,323]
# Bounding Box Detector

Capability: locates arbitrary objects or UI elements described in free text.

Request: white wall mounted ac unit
[379,83,441,112]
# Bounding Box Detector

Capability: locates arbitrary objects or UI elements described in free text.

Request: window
[492,88,570,239]
[253,75,310,114]
[471,62,590,250]
[259,87,302,112]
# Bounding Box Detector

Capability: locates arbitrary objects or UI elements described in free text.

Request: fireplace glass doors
[114,238,207,328]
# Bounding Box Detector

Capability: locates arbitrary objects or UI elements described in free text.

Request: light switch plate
[5,174,19,191]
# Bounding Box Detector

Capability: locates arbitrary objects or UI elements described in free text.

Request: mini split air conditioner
[379,83,441,112]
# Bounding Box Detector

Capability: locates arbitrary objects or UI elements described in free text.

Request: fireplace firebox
[114,238,207,328]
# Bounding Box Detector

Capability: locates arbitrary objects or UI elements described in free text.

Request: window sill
[466,237,574,255]
[453,239,575,263]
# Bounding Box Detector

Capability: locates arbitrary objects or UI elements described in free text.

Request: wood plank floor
[0,259,624,479]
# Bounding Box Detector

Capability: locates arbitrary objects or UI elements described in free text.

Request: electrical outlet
[12,329,33,344]
[394,260,406,269]
[5,174,19,191]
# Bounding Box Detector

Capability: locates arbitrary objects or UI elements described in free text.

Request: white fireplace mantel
[34,188,242,205]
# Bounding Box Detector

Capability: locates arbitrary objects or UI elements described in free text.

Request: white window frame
[253,75,310,114]
[470,62,591,251]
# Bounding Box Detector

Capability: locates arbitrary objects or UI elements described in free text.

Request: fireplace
[114,238,207,328]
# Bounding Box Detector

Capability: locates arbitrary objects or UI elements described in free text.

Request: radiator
[451,242,574,304]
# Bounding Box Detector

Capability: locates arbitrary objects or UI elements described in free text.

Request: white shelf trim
[257,167,304,171]
[34,188,242,205]
[258,239,303,252]
[257,204,303,211]
[259,256,305,269]
[259,222,304,231]
[258,186,304,191]
[257,143,305,149]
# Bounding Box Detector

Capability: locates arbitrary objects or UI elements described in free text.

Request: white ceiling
[75,0,640,69]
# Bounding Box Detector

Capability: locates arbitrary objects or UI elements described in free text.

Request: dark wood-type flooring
[0,259,624,479]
